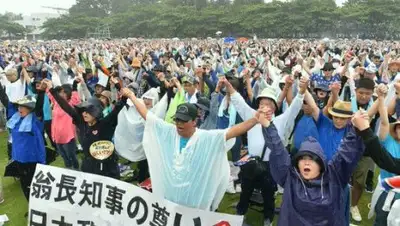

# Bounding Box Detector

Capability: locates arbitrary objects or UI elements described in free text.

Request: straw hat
[328,100,353,118]
[388,61,400,70]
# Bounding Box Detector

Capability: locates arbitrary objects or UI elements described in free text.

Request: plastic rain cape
[142,113,235,211]
[114,88,168,162]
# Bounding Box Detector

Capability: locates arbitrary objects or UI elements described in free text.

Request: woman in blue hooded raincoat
[262,109,368,226]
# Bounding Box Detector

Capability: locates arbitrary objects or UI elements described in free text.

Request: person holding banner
[120,87,266,211]
[42,77,125,179]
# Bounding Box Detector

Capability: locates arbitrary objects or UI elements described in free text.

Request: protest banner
[28,164,243,226]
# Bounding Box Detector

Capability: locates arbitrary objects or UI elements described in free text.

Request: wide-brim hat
[75,97,104,119]
[388,61,400,69]
[14,95,36,109]
[96,90,112,105]
[256,86,278,109]
[328,100,353,118]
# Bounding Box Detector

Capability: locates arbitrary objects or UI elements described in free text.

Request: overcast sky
[2,0,347,15]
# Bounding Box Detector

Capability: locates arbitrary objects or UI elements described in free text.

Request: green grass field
[0,131,376,226]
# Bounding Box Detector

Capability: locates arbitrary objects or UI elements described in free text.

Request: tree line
[5,0,400,40]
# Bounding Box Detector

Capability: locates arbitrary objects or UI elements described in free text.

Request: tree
[0,14,26,38]
[40,0,400,39]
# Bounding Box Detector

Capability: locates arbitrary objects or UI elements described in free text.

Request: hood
[141,88,160,108]
[295,136,327,173]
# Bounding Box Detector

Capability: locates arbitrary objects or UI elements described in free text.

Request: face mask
[332,63,339,69]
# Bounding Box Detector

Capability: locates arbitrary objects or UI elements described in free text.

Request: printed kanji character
[150,202,170,226]
[52,216,73,226]
[29,209,47,226]
[77,220,96,226]
[54,174,77,204]
[31,170,55,200]
[78,180,103,208]
[173,213,201,226]
[105,185,126,215]
[127,196,148,225]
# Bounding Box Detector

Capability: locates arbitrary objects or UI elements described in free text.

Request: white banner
[28,164,243,226]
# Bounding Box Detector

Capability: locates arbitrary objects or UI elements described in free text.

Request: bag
[4,160,20,178]
[46,147,57,164]
[240,127,269,180]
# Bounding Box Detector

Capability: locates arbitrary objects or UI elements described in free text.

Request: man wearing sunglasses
[310,62,341,88]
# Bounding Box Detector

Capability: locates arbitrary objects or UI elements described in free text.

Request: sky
[2,0,347,15]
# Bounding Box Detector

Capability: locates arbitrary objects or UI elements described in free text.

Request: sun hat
[256,85,278,109]
[328,100,353,118]
[14,95,36,109]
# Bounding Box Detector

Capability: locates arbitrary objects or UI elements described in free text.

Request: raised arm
[122,88,148,120]
[305,90,320,121]
[0,83,9,107]
[331,111,368,187]
[362,128,400,175]
[44,79,82,124]
[322,82,340,116]
[265,122,291,187]
[225,117,258,141]
[102,80,127,128]
[225,77,256,121]
[378,97,390,141]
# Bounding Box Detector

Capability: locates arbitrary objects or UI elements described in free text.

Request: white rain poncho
[142,112,235,210]
[114,88,168,161]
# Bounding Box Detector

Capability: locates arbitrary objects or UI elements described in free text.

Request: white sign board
[28,164,243,226]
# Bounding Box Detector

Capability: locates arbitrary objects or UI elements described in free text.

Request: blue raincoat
[266,123,364,226]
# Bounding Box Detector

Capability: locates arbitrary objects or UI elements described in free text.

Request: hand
[284,75,294,88]
[255,106,273,127]
[222,77,235,94]
[329,82,341,96]
[215,77,224,93]
[110,76,119,85]
[120,87,135,99]
[42,79,53,89]
[156,72,165,81]
[75,77,83,83]
[351,109,370,131]
[298,74,309,94]
[375,84,387,99]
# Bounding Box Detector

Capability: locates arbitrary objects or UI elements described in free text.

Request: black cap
[174,103,198,122]
[194,97,210,111]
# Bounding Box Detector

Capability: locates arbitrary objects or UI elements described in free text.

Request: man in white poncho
[120,87,263,211]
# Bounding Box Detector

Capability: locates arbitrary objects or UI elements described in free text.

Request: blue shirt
[316,111,347,161]
[11,115,46,164]
[381,135,400,180]
[311,72,340,87]
[43,94,52,121]
[294,115,319,150]
[179,137,189,153]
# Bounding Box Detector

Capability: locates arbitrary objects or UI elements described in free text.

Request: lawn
[0,131,376,226]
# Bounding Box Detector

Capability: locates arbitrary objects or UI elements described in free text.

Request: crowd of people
[0,37,400,225]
